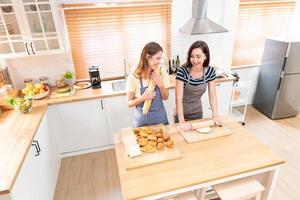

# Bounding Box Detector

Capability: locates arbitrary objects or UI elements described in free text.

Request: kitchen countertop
[0,75,236,195]
[114,117,285,200]
[35,74,236,106]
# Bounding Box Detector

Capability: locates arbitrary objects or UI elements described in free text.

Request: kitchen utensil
[73,81,91,90]
[50,87,75,98]
[88,66,101,88]
[179,125,232,143]
[190,120,215,129]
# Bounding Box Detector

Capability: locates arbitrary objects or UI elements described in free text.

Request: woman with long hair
[175,41,222,130]
[126,42,170,127]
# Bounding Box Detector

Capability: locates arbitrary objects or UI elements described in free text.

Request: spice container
[39,76,49,86]
[24,78,33,85]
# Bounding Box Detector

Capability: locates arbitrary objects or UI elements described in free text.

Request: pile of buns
[133,126,174,153]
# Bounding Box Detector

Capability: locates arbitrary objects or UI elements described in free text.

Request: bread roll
[142,69,160,114]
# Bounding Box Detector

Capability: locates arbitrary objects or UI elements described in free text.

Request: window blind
[232,0,296,67]
[64,2,171,80]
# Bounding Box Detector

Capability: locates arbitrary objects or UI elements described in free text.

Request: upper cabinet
[0,0,64,57]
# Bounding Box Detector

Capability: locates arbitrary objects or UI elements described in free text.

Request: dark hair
[135,42,163,78]
[183,41,210,68]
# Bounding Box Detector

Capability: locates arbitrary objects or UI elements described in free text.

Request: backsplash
[5,54,75,89]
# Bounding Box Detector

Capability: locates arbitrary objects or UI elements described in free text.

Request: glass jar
[39,76,49,86]
[24,78,33,85]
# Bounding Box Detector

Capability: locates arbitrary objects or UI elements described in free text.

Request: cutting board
[50,89,76,98]
[180,126,232,143]
[120,125,182,170]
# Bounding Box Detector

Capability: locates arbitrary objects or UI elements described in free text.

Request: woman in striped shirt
[174,41,222,130]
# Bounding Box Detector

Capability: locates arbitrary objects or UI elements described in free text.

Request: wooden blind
[232,0,296,67]
[64,2,171,80]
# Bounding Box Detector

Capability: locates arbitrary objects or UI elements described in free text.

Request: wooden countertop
[114,117,285,200]
[0,75,235,195]
[0,105,47,194]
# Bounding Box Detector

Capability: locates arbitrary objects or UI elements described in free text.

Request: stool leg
[194,187,207,200]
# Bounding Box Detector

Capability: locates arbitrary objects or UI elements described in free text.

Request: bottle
[168,60,172,75]
[172,59,177,74]
[175,55,180,69]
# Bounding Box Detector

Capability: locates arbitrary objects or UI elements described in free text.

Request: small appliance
[88,66,101,89]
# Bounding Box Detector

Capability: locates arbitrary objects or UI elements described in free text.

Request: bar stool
[213,177,265,200]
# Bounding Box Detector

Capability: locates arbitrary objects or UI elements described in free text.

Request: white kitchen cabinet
[11,111,60,200]
[103,95,134,144]
[163,88,175,124]
[56,99,110,153]
[0,0,64,57]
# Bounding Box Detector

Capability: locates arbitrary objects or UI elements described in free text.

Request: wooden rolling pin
[190,120,215,130]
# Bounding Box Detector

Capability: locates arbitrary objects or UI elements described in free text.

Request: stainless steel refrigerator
[253,38,300,119]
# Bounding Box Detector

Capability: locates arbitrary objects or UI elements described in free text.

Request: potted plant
[64,71,75,86]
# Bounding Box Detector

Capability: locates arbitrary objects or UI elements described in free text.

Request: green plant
[64,71,74,80]
[5,96,32,113]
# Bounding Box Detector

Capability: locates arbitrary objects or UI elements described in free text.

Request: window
[232,0,296,67]
[63,1,171,80]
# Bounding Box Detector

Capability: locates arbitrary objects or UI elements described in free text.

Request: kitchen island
[114,117,284,200]
[0,75,236,199]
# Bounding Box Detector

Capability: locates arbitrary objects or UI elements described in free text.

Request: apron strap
[139,78,143,88]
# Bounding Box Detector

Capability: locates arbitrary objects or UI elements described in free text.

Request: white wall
[171,0,239,69]
[6,54,74,89]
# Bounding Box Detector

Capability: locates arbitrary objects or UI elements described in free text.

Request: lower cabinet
[56,99,110,153]
[11,111,60,200]
[163,89,176,124]
[103,95,134,144]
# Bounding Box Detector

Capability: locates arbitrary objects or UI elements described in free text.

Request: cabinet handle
[32,140,40,156]
[100,100,104,110]
[216,83,221,86]
[25,43,30,55]
[30,42,35,54]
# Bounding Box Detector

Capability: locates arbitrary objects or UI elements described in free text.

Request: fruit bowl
[33,85,50,100]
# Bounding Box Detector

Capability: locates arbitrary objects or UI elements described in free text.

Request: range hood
[179,0,228,35]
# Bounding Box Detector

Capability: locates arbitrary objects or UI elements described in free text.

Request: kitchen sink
[111,79,126,91]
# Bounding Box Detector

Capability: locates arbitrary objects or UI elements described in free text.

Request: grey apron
[133,78,169,127]
[175,67,207,122]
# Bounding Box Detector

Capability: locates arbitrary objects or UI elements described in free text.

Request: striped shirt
[176,66,216,87]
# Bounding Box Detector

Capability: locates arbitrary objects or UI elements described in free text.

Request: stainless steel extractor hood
[179,0,228,35]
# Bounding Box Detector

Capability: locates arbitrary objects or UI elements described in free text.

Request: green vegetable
[5,96,33,113]
[64,71,74,79]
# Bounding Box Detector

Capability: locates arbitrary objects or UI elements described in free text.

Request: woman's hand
[178,121,192,131]
[213,116,223,126]
[151,71,164,88]
[141,90,156,101]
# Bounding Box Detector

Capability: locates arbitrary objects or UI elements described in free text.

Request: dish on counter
[196,127,212,134]
[73,81,91,90]
[33,85,50,100]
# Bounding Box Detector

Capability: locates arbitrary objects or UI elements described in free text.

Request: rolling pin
[190,120,215,130]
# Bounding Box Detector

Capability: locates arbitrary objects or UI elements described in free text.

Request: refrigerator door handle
[282,57,288,72]
[277,77,282,91]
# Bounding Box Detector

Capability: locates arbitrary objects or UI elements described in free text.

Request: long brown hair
[183,41,210,68]
[135,42,163,78]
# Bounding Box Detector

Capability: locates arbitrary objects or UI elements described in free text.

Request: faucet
[124,59,131,79]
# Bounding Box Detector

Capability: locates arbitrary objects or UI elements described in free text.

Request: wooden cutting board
[120,125,182,170]
[180,126,232,143]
